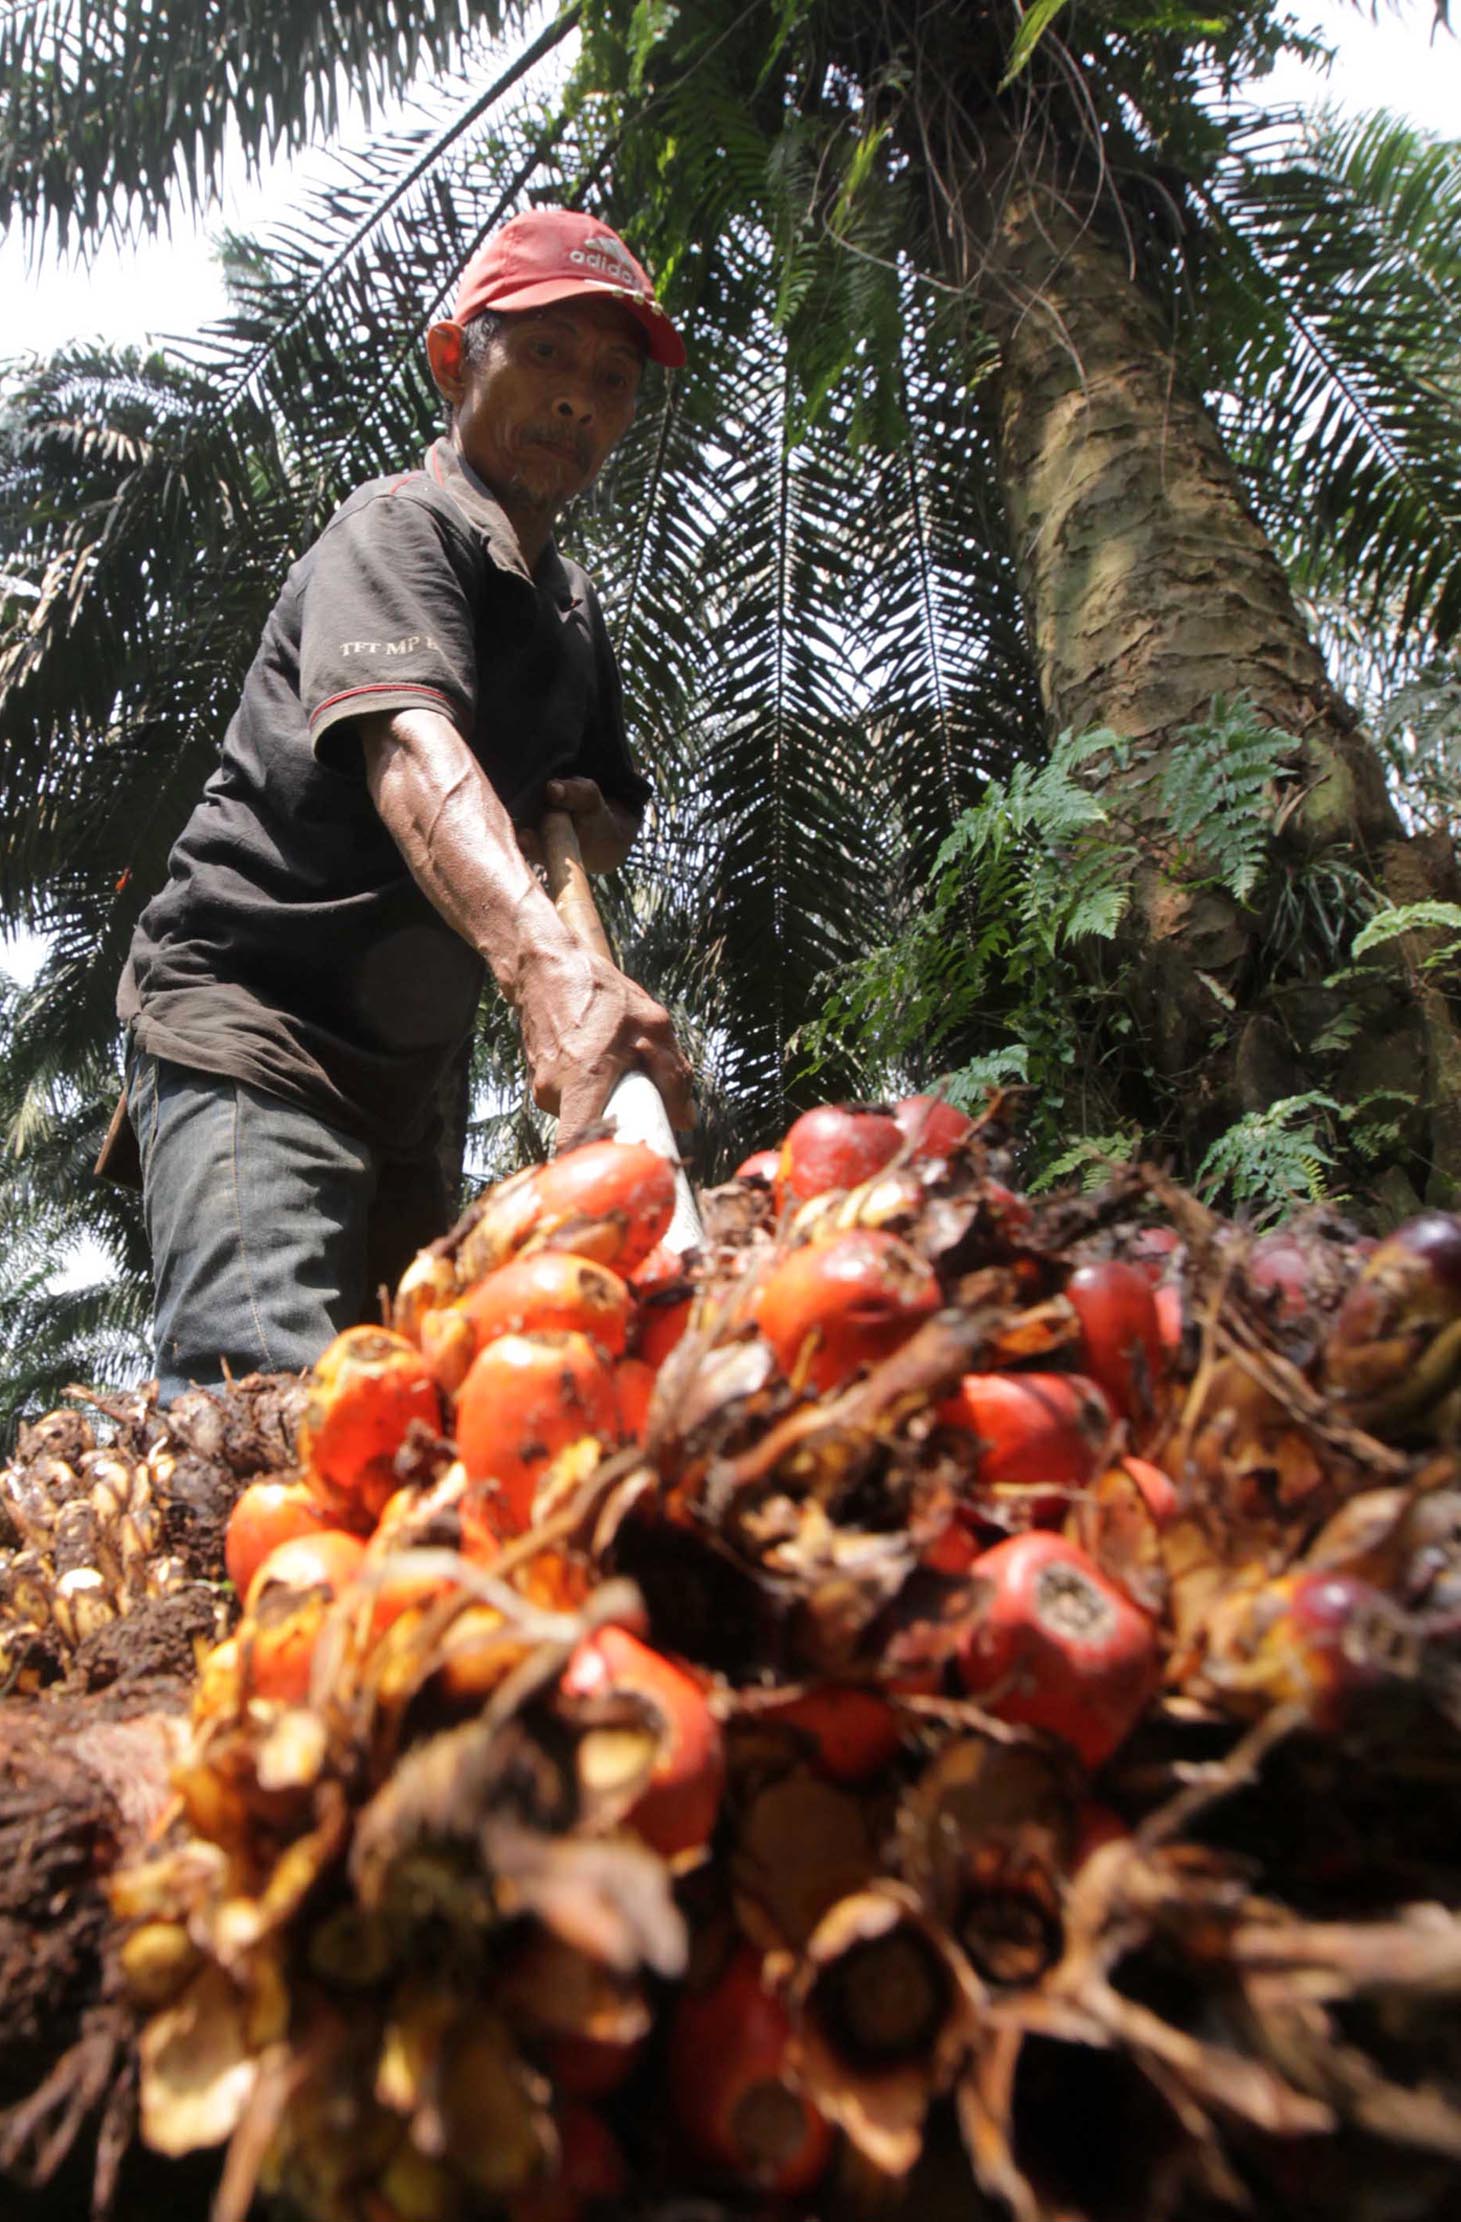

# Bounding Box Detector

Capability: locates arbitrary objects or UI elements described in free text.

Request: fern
[1351,900,1461,964]
[1028,1130,1140,1195]
[1158,694,1299,902]
[805,683,1395,1198]
[1195,1092,1340,1223]
[944,1047,1031,1103]
[1343,1087,1415,1167]
[801,718,1141,1164]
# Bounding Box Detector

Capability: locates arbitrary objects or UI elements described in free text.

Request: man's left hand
[527,777,639,875]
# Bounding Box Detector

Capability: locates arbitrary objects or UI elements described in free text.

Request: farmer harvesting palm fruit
[114,208,695,1404]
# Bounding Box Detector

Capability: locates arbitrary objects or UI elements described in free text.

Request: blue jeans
[126,1048,448,1404]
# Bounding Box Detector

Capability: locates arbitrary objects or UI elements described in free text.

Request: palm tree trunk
[963,152,1461,1203]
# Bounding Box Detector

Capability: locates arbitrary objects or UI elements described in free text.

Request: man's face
[429,297,645,533]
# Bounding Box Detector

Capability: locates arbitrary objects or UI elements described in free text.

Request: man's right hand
[516,937,695,1147]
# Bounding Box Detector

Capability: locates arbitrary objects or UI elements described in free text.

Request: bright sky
[1,1,1457,359]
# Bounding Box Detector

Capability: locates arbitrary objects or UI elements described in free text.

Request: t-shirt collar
[425,438,577,609]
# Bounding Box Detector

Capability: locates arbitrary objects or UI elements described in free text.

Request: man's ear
[425,319,467,403]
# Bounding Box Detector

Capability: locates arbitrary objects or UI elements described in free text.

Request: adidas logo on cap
[568,233,648,292]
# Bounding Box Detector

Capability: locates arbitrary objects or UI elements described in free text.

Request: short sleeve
[575,588,653,815]
[300,487,482,768]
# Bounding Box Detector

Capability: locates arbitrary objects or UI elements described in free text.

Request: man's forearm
[357,704,695,1138]
[359,705,577,1008]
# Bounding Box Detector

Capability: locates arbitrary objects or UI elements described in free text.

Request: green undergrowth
[800,696,1457,1225]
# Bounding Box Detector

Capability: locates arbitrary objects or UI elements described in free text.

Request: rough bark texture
[961,152,1461,1202]
[0,1684,190,2217]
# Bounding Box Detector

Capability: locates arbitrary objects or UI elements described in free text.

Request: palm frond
[1206,106,1461,646]
[0,0,525,254]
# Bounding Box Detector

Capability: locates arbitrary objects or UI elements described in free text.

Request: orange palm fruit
[357,1529,456,1639]
[757,1228,940,1392]
[455,1329,620,1536]
[297,1325,442,1521]
[630,1242,693,1368]
[390,1246,458,1344]
[422,1252,633,1392]
[459,1140,676,1283]
[614,1355,658,1442]
[560,1624,724,1860]
[241,1529,368,1703]
[224,1476,347,1597]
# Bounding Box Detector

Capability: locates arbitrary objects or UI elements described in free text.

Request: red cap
[451,208,685,368]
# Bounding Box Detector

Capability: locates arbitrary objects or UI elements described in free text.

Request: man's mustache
[522,424,593,469]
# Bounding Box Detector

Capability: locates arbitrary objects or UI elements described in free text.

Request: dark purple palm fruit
[1323,1213,1461,1438]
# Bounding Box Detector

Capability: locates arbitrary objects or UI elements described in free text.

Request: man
[117,208,694,1403]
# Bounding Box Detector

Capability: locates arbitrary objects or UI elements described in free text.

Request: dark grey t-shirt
[120,440,649,1153]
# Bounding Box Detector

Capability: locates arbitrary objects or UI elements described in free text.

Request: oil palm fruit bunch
[0,1373,304,1689]
[12,1109,1461,2222]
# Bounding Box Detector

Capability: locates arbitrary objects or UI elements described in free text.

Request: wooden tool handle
[541,809,614,964]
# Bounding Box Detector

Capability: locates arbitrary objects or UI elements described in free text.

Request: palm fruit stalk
[3,1103,1461,2222]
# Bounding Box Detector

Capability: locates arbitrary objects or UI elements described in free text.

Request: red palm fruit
[456,1330,619,1536]
[983,1179,1033,1239]
[891,1093,974,1160]
[510,2104,628,2222]
[1072,1801,1130,1868]
[774,1105,903,1212]
[759,1685,902,1783]
[540,2027,647,2102]
[1206,1568,1392,1728]
[637,1294,692,1368]
[1245,1231,1316,1321]
[1127,1226,1180,1286]
[1118,1454,1179,1525]
[1324,1211,1461,1427]
[938,1371,1113,1521]
[735,1148,781,1183]
[921,1519,979,1576]
[956,1531,1159,1771]
[423,1253,633,1392]
[1066,1260,1166,1427]
[560,1624,724,1860]
[297,1325,442,1521]
[1153,1281,1185,1355]
[629,1240,682,1292]
[224,1477,345,1596]
[669,1948,833,2194]
[241,1529,368,1703]
[756,1228,941,1393]
[614,1356,658,1442]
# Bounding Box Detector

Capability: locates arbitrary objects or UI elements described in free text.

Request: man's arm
[358,706,693,1142]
